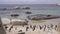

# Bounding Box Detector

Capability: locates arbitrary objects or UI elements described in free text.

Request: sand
[1,18,60,34]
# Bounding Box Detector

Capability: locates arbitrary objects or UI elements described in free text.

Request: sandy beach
[1,18,60,34]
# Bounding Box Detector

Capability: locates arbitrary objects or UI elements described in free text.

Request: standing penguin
[44,25,46,31]
[26,26,29,31]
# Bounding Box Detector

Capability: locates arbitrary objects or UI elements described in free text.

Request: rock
[27,14,60,20]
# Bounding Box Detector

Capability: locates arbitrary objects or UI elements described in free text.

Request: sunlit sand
[1,18,60,34]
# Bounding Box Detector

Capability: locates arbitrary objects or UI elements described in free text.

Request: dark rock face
[22,7,30,9]
[25,11,32,14]
[27,14,60,20]
[15,7,20,9]
[0,8,6,10]
[0,18,6,34]
[10,14,19,17]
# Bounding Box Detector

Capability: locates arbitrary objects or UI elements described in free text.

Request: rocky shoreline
[27,14,60,20]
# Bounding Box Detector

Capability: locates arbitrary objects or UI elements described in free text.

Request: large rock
[11,18,28,25]
[1,18,10,25]
[0,18,6,34]
[27,14,60,20]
